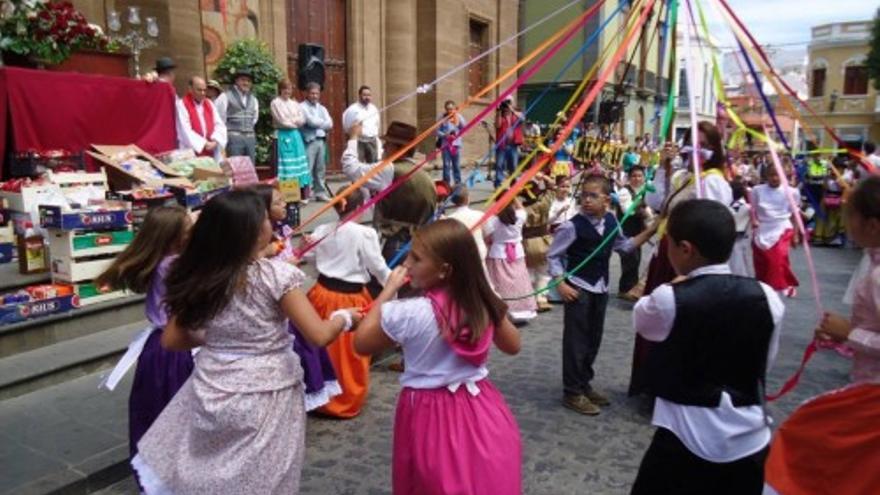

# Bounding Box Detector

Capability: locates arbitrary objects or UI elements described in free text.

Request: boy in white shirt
[631,199,784,495]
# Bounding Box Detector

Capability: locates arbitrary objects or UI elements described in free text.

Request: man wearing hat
[206,79,223,101]
[154,57,177,86]
[342,85,382,163]
[342,120,436,260]
[215,68,259,165]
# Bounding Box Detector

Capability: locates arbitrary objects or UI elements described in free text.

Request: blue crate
[0,243,13,264]
[39,205,131,231]
[0,294,80,325]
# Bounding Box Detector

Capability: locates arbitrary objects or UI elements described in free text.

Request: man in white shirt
[444,186,491,285]
[631,199,784,495]
[342,85,382,162]
[176,76,227,162]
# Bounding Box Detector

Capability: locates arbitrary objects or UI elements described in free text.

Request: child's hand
[343,308,364,327]
[557,280,579,302]
[385,266,410,292]
[299,234,314,249]
[815,312,852,343]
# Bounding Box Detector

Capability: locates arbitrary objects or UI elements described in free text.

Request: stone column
[383,0,418,128]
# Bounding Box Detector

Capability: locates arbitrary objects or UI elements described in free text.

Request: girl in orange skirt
[306,188,391,418]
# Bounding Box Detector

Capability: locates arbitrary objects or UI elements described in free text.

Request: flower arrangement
[0,0,115,66]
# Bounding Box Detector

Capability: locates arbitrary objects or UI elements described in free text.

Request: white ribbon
[99,326,154,391]
[447,380,481,397]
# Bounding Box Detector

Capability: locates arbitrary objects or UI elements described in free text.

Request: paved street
[94,244,860,494]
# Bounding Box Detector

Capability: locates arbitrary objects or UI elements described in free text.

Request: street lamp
[106,7,159,77]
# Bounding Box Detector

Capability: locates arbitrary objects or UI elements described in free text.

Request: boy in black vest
[630,199,784,495]
[548,175,656,415]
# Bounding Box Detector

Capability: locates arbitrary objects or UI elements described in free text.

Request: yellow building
[804,20,879,149]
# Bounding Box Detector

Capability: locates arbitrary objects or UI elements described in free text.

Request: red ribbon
[765,339,819,402]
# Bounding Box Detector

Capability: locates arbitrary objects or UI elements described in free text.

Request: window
[810,68,825,98]
[468,19,489,95]
[843,65,868,95]
[677,68,689,108]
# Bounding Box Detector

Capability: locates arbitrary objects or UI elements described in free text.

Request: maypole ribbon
[658,0,680,145]
[502,181,654,301]
[484,0,641,204]
[682,0,704,198]
[294,3,601,234]
[714,0,874,172]
[473,0,659,233]
[377,0,584,116]
[384,0,629,268]
[295,0,609,258]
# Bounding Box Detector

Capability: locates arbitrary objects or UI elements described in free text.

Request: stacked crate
[40,201,133,306]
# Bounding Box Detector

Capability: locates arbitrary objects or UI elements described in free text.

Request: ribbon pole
[682,0,703,197]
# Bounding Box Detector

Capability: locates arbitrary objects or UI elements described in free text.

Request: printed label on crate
[0,294,79,325]
[71,230,133,251]
[40,205,131,231]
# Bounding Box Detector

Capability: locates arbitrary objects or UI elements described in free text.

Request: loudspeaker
[598,101,623,125]
[298,43,325,89]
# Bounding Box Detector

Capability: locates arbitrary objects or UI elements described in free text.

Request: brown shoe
[537,301,553,312]
[562,394,601,416]
[585,389,610,406]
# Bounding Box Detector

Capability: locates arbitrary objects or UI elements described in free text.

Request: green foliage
[869,8,880,91]
[213,39,284,166]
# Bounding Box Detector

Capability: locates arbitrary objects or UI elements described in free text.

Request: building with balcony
[670,28,720,143]
[804,20,879,149]
[518,0,669,141]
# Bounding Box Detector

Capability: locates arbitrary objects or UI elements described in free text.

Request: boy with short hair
[630,199,784,495]
[548,175,656,415]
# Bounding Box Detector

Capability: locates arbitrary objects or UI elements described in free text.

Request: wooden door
[287,0,347,173]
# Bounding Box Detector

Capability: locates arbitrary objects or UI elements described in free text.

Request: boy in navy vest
[548,175,656,415]
[630,199,784,495]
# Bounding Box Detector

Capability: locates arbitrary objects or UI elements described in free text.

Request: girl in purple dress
[95,205,192,463]
[354,219,523,495]
[252,184,341,410]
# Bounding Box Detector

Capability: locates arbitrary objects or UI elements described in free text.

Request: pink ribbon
[425,288,493,366]
[293,0,605,258]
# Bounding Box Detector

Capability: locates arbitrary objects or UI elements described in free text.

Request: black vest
[647,274,774,407]
[565,213,617,285]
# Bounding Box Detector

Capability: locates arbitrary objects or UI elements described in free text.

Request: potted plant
[0,0,117,68]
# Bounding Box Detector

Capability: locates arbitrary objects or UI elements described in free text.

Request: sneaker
[315,194,331,202]
[562,394,601,416]
[585,389,611,406]
[300,199,309,205]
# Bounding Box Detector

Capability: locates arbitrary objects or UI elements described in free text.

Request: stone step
[0,321,146,401]
[0,369,133,495]
[0,295,145,359]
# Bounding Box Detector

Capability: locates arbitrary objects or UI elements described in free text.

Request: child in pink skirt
[485,197,538,321]
[353,219,522,495]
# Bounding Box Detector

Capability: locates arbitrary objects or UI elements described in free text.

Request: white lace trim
[131,454,174,495]
[303,380,342,411]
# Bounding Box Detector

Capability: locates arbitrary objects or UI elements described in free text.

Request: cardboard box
[88,144,193,190]
[18,234,48,274]
[39,202,131,231]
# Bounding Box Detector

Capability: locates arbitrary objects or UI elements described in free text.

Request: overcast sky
[701,0,877,50]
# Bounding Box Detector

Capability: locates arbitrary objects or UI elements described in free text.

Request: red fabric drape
[0,67,177,176]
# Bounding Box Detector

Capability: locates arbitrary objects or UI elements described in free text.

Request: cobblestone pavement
[97,245,860,494]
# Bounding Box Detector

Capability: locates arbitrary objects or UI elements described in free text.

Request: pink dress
[132,259,308,494]
[381,291,522,495]
[847,248,880,383]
